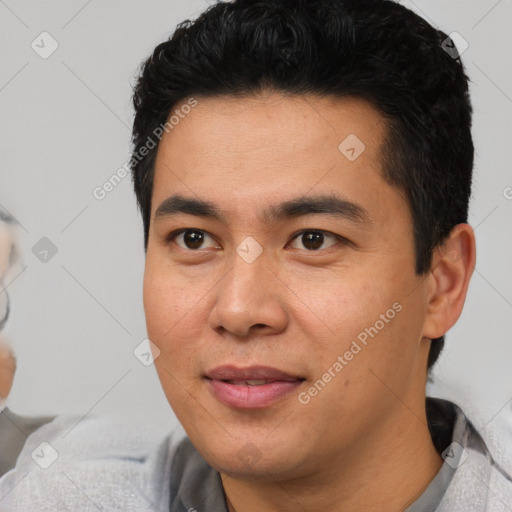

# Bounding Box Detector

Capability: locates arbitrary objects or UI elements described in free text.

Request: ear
[422,224,476,340]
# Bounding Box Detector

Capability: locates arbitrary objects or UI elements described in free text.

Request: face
[143,93,432,480]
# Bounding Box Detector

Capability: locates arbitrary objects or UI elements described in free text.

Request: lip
[205,365,305,409]
[205,365,302,381]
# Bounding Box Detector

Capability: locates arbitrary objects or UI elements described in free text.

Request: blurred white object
[0,212,20,331]
[0,211,20,409]
[0,211,19,277]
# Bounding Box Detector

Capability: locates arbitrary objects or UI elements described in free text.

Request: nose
[208,248,288,339]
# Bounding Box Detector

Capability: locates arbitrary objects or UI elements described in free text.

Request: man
[0,0,510,510]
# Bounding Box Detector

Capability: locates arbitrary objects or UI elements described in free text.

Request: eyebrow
[154,193,370,225]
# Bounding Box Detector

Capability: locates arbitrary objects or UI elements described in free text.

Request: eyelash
[165,229,347,252]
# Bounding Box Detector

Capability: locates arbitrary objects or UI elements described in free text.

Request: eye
[166,228,345,252]
[167,229,219,250]
[288,230,343,251]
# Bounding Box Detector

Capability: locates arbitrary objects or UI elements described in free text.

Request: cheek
[143,277,175,347]
[142,256,221,389]
[143,257,207,341]
[284,266,383,351]
[288,264,421,375]
[143,264,203,406]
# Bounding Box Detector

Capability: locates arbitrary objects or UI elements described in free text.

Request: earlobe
[422,224,476,340]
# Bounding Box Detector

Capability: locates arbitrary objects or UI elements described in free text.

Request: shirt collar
[169,398,492,512]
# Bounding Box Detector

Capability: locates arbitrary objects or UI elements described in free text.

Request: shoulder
[439,455,512,511]
[434,400,512,512]
[487,464,512,511]
[0,412,187,511]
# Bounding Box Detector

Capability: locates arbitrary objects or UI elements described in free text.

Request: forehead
[151,93,404,227]
[157,92,386,159]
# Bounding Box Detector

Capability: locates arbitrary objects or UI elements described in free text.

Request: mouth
[204,365,306,409]
[219,379,287,386]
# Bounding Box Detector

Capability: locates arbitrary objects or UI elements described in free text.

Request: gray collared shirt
[0,398,511,511]
[0,408,55,478]
[167,398,512,512]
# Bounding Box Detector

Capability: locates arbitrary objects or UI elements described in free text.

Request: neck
[222,400,443,512]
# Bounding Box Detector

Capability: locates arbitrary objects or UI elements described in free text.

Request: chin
[192,433,312,481]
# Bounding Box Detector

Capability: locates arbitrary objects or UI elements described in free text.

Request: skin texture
[143,93,476,512]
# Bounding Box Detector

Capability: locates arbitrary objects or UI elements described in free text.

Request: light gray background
[1,1,511,436]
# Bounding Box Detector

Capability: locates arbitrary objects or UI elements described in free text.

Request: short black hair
[130,0,474,371]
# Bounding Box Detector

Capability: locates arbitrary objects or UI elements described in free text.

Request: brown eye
[169,229,219,250]
[182,230,205,249]
[289,230,340,251]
